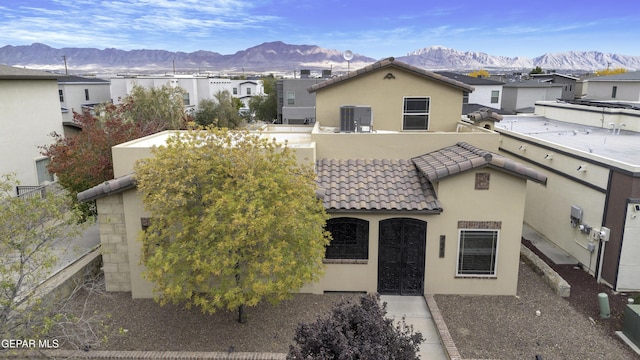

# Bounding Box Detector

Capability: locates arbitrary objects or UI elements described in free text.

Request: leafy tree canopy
[0,173,83,339]
[468,69,490,78]
[194,90,242,128]
[595,67,627,76]
[42,84,190,217]
[134,127,330,323]
[529,66,544,75]
[249,75,278,122]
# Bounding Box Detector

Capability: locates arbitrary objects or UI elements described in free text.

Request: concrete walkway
[380,295,448,359]
[522,223,577,265]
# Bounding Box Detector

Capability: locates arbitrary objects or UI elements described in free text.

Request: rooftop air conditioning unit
[340,105,372,133]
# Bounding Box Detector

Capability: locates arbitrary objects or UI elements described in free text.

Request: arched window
[325,218,369,259]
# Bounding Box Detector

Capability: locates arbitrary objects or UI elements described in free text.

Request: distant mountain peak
[0,42,638,73]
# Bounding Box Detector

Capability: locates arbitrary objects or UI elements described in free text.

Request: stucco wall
[314,67,465,132]
[425,170,526,295]
[498,133,608,275]
[535,101,640,133]
[0,79,64,191]
[587,81,640,101]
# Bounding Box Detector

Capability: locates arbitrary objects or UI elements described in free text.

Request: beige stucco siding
[425,170,526,296]
[499,133,607,275]
[314,67,465,132]
[311,131,499,160]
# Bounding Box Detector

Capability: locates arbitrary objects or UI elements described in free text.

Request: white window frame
[35,157,54,184]
[402,96,430,131]
[491,90,499,104]
[456,229,499,277]
[287,91,295,105]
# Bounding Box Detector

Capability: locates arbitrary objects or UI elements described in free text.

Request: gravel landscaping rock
[434,257,637,359]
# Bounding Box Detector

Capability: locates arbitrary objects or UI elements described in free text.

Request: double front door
[377,218,427,295]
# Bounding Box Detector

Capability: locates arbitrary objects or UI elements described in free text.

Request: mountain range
[1,42,639,74]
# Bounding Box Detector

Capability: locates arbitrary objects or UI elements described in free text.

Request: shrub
[287,293,423,359]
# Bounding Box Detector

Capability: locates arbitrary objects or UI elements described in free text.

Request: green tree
[529,66,544,75]
[135,127,330,323]
[249,75,278,122]
[193,91,242,128]
[118,84,190,131]
[0,174,82,339]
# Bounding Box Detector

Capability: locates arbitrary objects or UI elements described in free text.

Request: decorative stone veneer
[97,194,131,291]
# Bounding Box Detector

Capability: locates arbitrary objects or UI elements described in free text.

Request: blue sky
[1,0,639,59]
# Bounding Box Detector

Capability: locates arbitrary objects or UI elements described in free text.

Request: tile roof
[307,57,474,94]
[411,142,547,185]
[77,173,136,203]
[316,158,442,213]
[0,64,60,80]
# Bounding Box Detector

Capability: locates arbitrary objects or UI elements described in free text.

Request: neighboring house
[496,99,640,291]
[276,69,333,124]
[529,73,579,100]
[0,64,63,195]
[78,58,547,298]
[58,75,111,134]
[585,71,640,101]
[110,75,265,113]
[436,71,505,110]
[501,81,563,113]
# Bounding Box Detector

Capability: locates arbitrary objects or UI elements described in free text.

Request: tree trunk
[238,304,246,323]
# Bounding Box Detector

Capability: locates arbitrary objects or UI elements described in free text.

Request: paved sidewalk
[380,295,448,360]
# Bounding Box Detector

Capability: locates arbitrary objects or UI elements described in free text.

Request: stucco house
[501,81,563,113]
[79,58,547,298]
[58,75,111,134]
[0,64,63,195]
[529,73,579,100]
[436,71,505,111]
[497,99,640,291]
[585,72,640,101]
[110,75,265,113]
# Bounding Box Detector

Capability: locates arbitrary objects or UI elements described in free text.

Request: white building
[110,75,264,112]
[0,65,63,195]
[58,75,111,130]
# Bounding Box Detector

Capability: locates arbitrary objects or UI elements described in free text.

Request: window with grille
[457,229,499,276]
[325,218,369,259]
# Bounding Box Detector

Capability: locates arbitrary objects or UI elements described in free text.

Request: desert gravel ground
[52,241,638,359]
[435,260,638,360]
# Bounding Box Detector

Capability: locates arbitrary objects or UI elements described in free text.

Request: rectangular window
[287,91,295,105]
[183,93,190,106]
[462,91,469,104]
[59,89,64,102]
[325,218,369,260]
[246,88,251,95]
[84,89,90,101]
[612,86,617,98]
[233,87,238,95]
[491,90,499,104]
[35,158,54,184]
[403,97,430,130]
[457,229,499,276]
